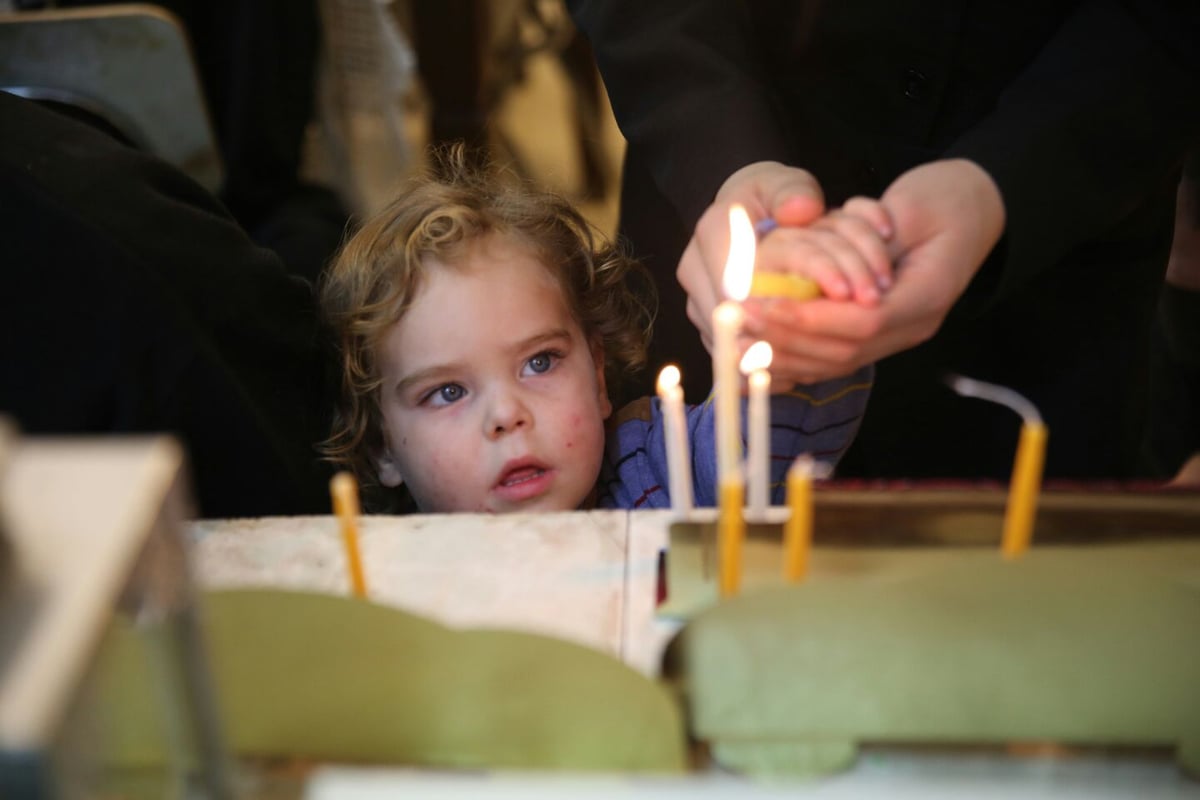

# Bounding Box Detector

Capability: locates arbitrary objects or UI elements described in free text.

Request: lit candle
[330,471,368,598]
[946,375,1048,560]
[783,455,814,581]
[656,364,693,514]
[713,205,755,598]
[740,341,774,517]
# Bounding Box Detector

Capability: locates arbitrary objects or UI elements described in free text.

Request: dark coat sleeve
[567,0,795,227]
[0,91,334,517]
[945,0,1200,306]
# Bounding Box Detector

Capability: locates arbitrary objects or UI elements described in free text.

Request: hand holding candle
[740,341,774,517]
[656,364,693,514]
[947,375,1047,559]
[330,471,368,598]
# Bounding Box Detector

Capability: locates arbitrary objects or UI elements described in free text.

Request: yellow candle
[945,374,1048,560]
[750,272,821,301]
[783,455,814,581]
[656,365,693,513]
[740,341,774,517]
[330,471,368,598]
[1002,422,1048,560]
[717,477,746,597]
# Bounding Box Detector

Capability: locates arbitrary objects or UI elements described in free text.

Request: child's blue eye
[425,383,465,406]
[526,351,558,375]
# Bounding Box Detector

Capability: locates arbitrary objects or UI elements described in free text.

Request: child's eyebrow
[512,327,573,354]
[392,364,458,398]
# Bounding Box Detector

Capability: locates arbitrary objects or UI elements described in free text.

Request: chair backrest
[0,3,223,193]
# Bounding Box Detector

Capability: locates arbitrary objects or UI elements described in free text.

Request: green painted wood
[664,543,1200,777]
[94,589,687,773]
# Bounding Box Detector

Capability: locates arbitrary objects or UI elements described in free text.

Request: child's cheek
[565,414,584,448]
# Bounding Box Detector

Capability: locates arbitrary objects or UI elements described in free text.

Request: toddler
[321,147,879,512]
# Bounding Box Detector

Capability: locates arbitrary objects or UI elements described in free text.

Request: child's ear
[375,449,405,487]
[591,338,612,420]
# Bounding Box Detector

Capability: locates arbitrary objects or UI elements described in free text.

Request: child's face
[374,234,613,512]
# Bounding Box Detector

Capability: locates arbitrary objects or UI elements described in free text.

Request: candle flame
[656,364,681,394]
[739,340,773,375]
[723,204,756,301]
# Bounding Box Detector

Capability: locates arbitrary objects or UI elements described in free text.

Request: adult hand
[1169,453,1200,486]
[677,161,825,351]
[741,158,1006,384]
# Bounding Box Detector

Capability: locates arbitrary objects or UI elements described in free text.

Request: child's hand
[754,197,894,307]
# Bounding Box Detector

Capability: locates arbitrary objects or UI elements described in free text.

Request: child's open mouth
[500,466,545,486]
[494,461,554,502]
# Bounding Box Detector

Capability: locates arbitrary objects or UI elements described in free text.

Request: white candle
[740,341,774,517]
[713,302,744,485]
[656,365,693,513]
[713,205,756,488]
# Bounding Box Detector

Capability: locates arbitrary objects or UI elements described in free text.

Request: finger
[805,227,883,305]
[815,211,894,292]
[686,296,716,353]
[760,293,941,364]
[741,327,873,384]
[677,233,722,319]
[841,196,893,239]
[756,230,859,301]
[758,296,886,341]
[747,318,866,366]
[717,162,826,225]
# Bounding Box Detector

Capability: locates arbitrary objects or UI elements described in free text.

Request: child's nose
[485,389,532,438]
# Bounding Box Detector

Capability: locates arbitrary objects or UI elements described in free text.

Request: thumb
[717,161,826,225]
[764,167,824,226]
[774,193,825,226]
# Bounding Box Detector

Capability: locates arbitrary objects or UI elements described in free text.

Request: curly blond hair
[319,146,656,504]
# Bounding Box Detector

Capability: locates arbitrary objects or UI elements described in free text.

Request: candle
[713,204,755,486]
[717,476,746,598]
[713,205,755,598]
[330,471,368,598]
[750,272,821,301]
[740,341,774,517]
[656,364,693,514]
[783,455,814,581]
[946,375,1048,560]
[749,217,822,300]
[1003,422,1048,559]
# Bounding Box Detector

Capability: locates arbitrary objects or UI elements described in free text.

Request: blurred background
[0,0,626,278]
